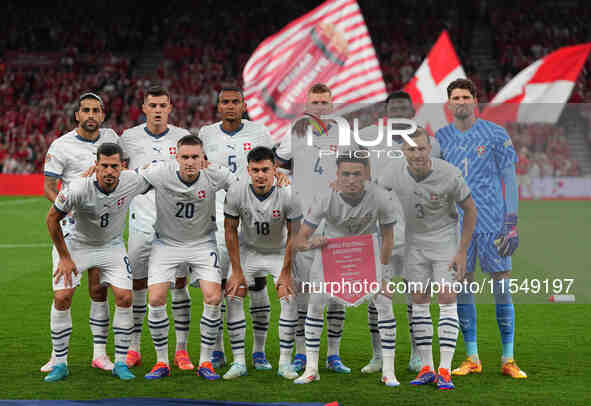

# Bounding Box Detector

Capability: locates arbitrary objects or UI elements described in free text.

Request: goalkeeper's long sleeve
[501,164,518,215]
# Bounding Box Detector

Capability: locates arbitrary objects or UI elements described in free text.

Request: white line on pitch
[0,198,45,206]
[0,243,51,248]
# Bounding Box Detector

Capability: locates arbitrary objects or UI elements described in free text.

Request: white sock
[304,303,324,372]
[89,299,109,359]
[130,288,147,353]
[374,294,396,376]
[226,296,246,365]
[215,300,226,353]
[148,304,169,365]
[413,303,434,370]
[295,304,307,355]
[113,305,133,364]
[171,287,191,352]
[438,303,459,371]
[368,302,381,360]
[200,303,221,365]
[51,302,72,365]
[279,296,297,365]
[326,301,345,357]
[249,288,270,355]
[407,293,417,357]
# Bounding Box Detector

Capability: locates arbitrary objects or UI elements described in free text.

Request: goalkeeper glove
[494,214,519,257]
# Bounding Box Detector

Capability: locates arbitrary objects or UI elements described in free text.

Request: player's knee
[54,291,73,310]
[175,276,187,289]
[133,278,148,290]
[203,288,222,305]
[89,284,107,301]
[411,292,430,304]
[248,277,267,292]
[114,290,132,307]
[438,291,456,305]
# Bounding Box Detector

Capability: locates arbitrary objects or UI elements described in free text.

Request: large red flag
[403,30,466,134]
[242,0,386,143]
[481,43,591,125]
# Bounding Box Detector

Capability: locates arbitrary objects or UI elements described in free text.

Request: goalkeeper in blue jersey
[435,78,526,379]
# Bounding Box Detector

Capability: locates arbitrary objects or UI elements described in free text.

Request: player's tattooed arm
[224,215,247,298]
[293,221,327,251]
[379,223,394,266]
[43,176,60,203]
[46,205,77,287]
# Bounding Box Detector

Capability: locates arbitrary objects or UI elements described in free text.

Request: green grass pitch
[0,196,589,405]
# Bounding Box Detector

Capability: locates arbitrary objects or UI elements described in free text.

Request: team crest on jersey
[117,196,126,208]
[430,193,440,201]
[197,190,206,200]
[272,209,281,218]
[169,147,177,157]
[476,145,486,156]
[243,142,252,151]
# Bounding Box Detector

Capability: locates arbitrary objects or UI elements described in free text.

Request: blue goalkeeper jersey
[435,119,517,234]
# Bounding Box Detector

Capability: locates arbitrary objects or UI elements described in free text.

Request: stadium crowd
[0,0,589,176]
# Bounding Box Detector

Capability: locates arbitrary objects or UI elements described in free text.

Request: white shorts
[228,246,284,286]
[404,245,456,292]
[148,239,221,287]
[128,226,189,281]
[52,238,132,291]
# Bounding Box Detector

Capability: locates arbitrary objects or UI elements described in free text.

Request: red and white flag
[481,43,591,124]
[242,0,386,143]
[403,30,466,135]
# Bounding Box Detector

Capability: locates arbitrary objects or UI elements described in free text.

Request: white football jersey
[119,124,191,232]
[304,182,398,239]
[54,171,148,246]
[377,158,470,250]
[141,161,236,247]
[44,128,120,190]
[199,119,274,236]
[44,128,120,234]
[224,179,302,254]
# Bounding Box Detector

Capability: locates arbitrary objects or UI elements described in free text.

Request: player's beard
[81,119,99,133]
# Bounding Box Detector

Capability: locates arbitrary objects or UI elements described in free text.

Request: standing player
[42,92,120,373]
[199,86,275,370]
[223,146,302,380]
[358,90,441,374]
[435,78,526,379]
[378,128,477,389]
[293,152,398,386]
[44,143,148,382]
[119,84,195,370]
[275,83,353,375]
[140,135,234,381]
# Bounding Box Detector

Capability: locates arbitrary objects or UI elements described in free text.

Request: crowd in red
[0,0,588,176]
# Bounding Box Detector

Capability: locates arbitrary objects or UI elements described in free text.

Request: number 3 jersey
[119,124,191,233]
[377,158,471,251]
[140,161,236,247]
[54,171,148,246]
[224,178,303,254]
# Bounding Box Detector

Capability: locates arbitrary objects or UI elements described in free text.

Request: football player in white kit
[44,143,149,382]
[275,84,353,374]
[377,128,477,390]
[41,93,120,373]
[118,84,195,371]
[199,87,276,370]
[222,146,302,380]
[358,91,442,374]
[292,151,399,386]
[139,135,235,381]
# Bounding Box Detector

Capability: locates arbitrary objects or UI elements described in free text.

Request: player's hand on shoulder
[81,165,96,178]
[275,170,291,187]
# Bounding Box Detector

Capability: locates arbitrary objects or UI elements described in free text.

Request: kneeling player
[45,143,148,382]
[293,152,399,386]
[223,146,302,380]
[140,135,235,381]
[378,128,477,390]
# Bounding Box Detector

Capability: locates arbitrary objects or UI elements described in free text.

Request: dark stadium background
[1,0,590,177]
